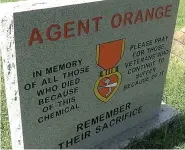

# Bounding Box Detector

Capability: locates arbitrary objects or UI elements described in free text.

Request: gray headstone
[0,0,180,149]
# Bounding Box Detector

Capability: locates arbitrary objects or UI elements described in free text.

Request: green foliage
[164,56,185,113]
[176,0,185,31]
[1,59,11,149]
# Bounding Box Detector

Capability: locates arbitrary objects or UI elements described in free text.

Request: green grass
[1,59,11,149]
[164,56,185,113]
[1,0,185,149]
[176,0,185,31]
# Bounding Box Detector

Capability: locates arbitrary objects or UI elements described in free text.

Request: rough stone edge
[0,6,24,150]
[95,104,180,149]
[0,0,103,14]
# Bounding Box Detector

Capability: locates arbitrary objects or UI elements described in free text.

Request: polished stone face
[12,0,179,148]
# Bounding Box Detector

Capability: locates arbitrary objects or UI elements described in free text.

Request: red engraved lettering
[145,8,154,21]
[155,6,164,19]
[64,21,75,39]
[46,24,61,41]
[28,28,43,46]
[124,12,133,26]
[164,5,172,17]
[92,16,103,32]
[78,19,90,36]
[111,13,122,28]
[134,10,143,24]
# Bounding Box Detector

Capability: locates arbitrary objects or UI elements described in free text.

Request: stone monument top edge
[0,0,104,14]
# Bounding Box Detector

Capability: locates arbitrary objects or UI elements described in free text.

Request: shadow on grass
[125,114,185,149]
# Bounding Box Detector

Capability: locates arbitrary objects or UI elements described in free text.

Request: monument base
[96,104,180,149]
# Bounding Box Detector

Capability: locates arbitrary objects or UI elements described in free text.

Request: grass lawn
[1,58,11,149]
[176,0,185,31]
[1,0,185,149]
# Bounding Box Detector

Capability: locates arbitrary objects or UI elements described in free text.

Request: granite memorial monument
[0,0,180,149]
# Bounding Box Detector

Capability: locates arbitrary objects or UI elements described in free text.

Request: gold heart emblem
[94,71,121,103]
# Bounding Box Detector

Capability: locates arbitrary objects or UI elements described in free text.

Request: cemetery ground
[0,0,185,149]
